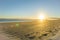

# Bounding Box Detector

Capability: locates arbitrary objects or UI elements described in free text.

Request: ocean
[0,19,33,23]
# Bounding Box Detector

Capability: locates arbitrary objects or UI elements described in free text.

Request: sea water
[0,19,32,23]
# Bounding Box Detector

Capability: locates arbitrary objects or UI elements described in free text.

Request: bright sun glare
[39,14,45,21]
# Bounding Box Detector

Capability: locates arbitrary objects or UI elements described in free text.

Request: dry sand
[0,20,60,40]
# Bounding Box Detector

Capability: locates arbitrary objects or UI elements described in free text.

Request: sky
[0,0,60,18]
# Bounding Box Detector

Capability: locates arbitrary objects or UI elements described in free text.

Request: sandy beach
[0,20,60,40]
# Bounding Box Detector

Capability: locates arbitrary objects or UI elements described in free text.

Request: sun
[38,14,45,21]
